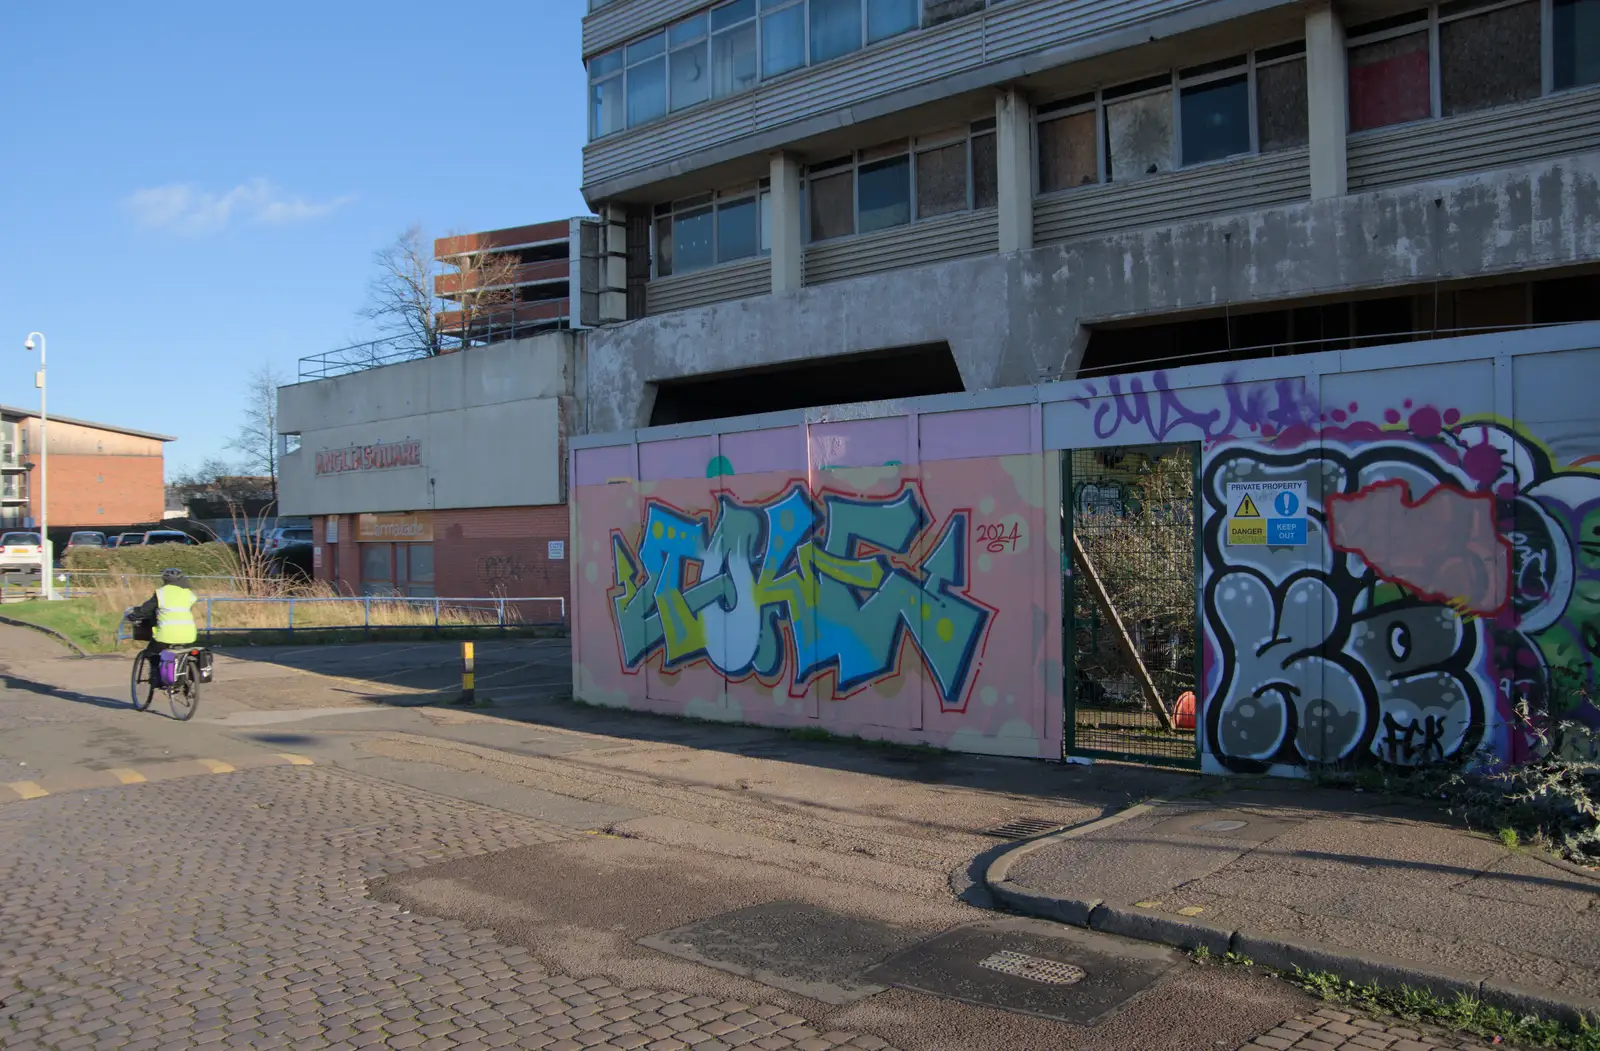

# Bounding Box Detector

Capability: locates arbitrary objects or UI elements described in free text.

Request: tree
[226,365,288,501]
[359,225,521,358]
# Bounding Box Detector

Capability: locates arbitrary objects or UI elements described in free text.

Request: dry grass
[81,578,516,633]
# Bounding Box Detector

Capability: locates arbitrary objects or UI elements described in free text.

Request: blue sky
[0,1,589,476]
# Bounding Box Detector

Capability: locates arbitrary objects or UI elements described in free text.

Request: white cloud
[124,178,354,235]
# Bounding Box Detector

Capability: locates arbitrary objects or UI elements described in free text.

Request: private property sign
[315,439,422,476]
[1226,479,1308,546]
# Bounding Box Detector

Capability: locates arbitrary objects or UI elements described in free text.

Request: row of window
[589,0,1012,138]
[1347,0,1596,134]
[653,121,996,276]
[358,542,435,598]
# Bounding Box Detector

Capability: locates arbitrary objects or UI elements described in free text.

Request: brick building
[277,329,577,624]
[1,406,173,534]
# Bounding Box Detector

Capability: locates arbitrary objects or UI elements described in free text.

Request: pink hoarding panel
[919,405,1034,462]
[718,426,805,475]
[640,436,718,481]
[808,417,910,470]
[573,444,634,486]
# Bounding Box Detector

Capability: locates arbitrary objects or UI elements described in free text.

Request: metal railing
[297,335,433,382]
[115,594,567,641]
[299,311,573,383]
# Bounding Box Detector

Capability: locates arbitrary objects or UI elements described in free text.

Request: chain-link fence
[1066,444,1199,765]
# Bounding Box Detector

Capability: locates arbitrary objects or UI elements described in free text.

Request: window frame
[652,182,776,278]
[1175,54,1255,167]
[585,0,927,139]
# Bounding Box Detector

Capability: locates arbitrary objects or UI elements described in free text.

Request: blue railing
[117,594,567,642]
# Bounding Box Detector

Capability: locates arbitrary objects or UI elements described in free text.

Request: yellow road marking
[277,753,314,766]
[109,768,147,784]
[1133,900,1163,909]
[197,759,235,774]
[1177,905,1206,917]
[6,781,48,800]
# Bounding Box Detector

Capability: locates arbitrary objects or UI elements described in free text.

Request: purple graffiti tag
[1075,372,1317,444]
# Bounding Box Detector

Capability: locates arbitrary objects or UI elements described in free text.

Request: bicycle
[124,612,206,721]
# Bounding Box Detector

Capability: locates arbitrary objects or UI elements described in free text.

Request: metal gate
[1063,444,1201,767]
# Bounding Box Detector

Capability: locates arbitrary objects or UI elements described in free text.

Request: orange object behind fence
[1175,691,1197,730]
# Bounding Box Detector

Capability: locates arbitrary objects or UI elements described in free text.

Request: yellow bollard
[458,640,476,705]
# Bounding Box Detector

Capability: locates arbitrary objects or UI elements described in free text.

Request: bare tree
[359,225,441,357]
[359,225,522,357]
[226,365,288,501]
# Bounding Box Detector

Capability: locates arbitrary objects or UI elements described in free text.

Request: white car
[0,531,43,571]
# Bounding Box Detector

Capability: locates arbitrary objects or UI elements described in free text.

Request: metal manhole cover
[983,817,1065,840]
[1193,819,1248,833]
[979,951,1086,986]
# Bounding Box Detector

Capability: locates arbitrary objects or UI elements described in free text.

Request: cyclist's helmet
[161,568,185,585]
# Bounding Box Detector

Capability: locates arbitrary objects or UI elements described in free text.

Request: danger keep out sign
[1226,480,1308,546]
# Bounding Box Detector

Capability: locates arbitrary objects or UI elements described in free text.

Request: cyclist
[134,568,199,658]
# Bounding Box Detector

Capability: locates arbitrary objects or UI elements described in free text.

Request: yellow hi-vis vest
[153,584,198,645]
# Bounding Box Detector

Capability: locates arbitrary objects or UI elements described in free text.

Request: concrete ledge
[1478,979,1600,1030]
[987,880,1100,927]
[1229,932,1484,1003]
[1091,904,1232,956]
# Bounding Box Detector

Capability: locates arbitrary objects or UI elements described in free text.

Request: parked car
[114,532,147,547]
[141,530,198,546]
[66,531,107,550]
[263,526,313,553]
[0,531,42,571]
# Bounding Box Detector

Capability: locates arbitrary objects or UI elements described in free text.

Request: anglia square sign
[315,439,422,476]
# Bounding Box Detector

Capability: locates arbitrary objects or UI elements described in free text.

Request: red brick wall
[312,506,571,618]
[32,453,165,528]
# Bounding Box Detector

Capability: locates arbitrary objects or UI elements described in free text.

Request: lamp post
[23,332,50,601]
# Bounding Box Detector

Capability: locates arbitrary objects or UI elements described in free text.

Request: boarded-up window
[810,170,854,241]
[1553,0,1600,90]
[1105,90,1173,182]
[1256,58,1309,151]
[1038,110,1098,192]
[923,0,983,25]
[971,133,998,209]
[1348,31,1431,131]
[1440,2,1541,115]
[916,142,968,217]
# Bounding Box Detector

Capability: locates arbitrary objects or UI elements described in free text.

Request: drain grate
[983,817,1065,840]
[979,951,1087,986]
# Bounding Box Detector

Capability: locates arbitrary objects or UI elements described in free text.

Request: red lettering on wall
[313,439,422,476]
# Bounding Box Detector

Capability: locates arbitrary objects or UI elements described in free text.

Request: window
[669,14,711,111]
[811,0,863,62]
[399,544,435,599]
[654,185,773,276]
[588,48,624,137]
[1440,1,1540,115]
[971,123,998,208]
[713,0,760,96]
[1347,14,1433,131]
[924,0,983,26]
[360,544,393,597]
[626,32,668,126]
[1255,41,1308,151]
[867,0,918,43]
[809,162,855,240]
[1104,76,1173,182]
[762,0,806,77]
[915,135,969,217]
[1037,96,1099,192]
[1554,0,1600,89]
[858,147,911,232]
[1179,57,1251,165]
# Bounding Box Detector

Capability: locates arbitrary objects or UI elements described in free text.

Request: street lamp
[22,332,50,601]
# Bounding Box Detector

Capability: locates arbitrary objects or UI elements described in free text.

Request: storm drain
[979,951,1087,986]
[983,817,1065,840]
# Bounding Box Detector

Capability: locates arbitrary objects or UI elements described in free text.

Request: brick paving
[1237,1007,1513,1051]
[0,766,899,1051]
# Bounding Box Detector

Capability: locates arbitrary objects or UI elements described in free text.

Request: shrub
[65,542,240,580]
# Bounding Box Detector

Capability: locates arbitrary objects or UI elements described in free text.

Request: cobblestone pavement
[0,766,899,1051]
[1238,1007,1513,1051]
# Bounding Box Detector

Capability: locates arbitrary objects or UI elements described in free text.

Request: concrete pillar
[995,87,1034,255]
[1306,2,1348,200]
[599,203,628,323]
[769,152,804,293]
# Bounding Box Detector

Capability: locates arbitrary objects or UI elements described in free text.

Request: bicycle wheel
[130,653,155,711]
[170,661,199,721]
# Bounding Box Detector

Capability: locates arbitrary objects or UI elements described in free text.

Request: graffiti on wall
[608,481,992,706]
[1204,419,1600,771]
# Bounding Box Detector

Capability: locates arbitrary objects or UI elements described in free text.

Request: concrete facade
[278,333,577,518]
[580,152,1600,432]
